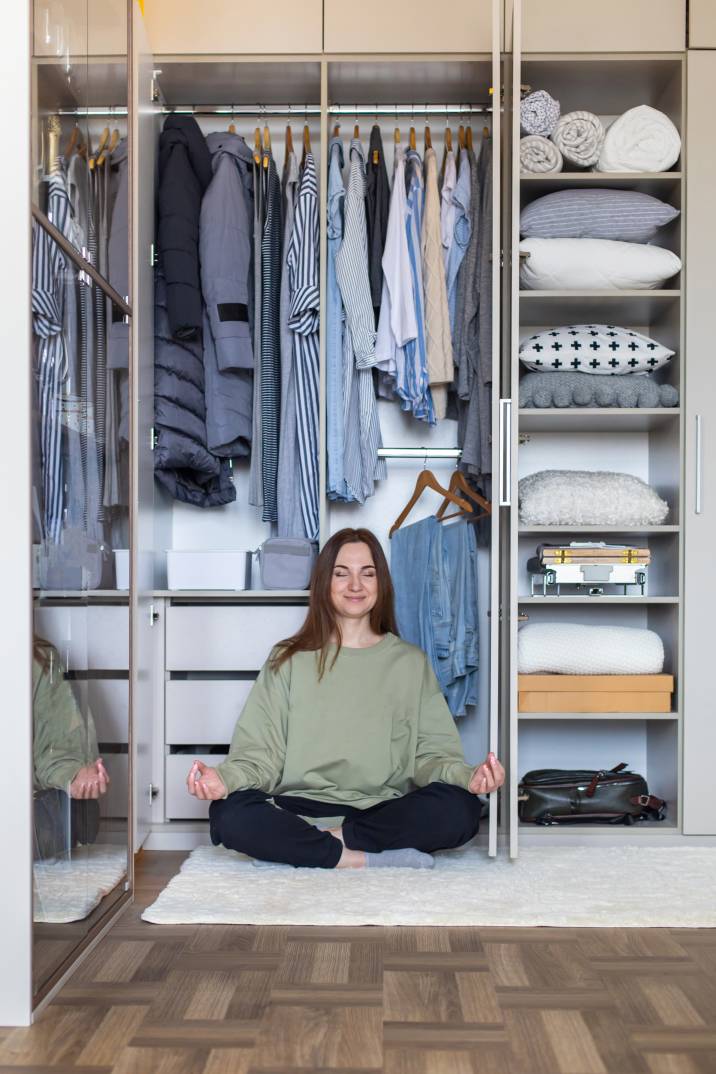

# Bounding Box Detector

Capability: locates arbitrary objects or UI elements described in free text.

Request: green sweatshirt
[33,650,99,793]
[216,632,476,811]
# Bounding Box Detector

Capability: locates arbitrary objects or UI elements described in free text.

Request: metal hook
[422,449,428,472]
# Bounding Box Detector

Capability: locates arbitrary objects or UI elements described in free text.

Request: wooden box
[518,674,674,713]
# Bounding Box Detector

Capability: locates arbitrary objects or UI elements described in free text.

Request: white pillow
[519,470,670,527]
[519,325,674,375]
[518,622,665,675]
[520,238,681,290]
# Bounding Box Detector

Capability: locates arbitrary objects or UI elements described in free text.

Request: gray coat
[200,132,254,457]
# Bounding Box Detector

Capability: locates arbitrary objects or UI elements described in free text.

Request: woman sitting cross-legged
[186,527,505,869]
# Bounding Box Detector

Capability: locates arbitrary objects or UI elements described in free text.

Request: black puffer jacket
[158,115,212,340]
[153,273,236,507]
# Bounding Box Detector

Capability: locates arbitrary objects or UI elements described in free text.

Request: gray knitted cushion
[519,370,679,409]
[520,189,679,243]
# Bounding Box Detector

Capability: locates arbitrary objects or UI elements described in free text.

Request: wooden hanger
[302,122,311,164]
[409,125,416,151]
[466,125,474,151]
[89,126,109,170]
[63,123,80,160]
[228,120,237,134]
[47,115,62,174]
[458,124,466,150]
[285,122,294,155]
[389,469,473,538]
[436,470,492,522]
[97,127,120,167]
[424,123,432,150]
[445,125,453,153]
[394,126,401,145]
[353,121,360,139]
[262,124,271,168]
[253,126,261,165]
[483,125,490,140]
[332,123,340,138]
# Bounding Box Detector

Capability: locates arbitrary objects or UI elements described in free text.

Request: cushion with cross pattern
[519,325,674,375]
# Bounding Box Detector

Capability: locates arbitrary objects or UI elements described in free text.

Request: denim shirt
[404,149,435,424]
[326,136,349,501]
[446,149,473,337]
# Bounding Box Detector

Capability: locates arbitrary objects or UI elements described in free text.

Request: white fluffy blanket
[599,105,681,173]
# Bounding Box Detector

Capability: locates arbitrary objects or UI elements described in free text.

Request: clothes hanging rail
[54,103,491,118]
[329,104,490,116]
[377,447,462,459]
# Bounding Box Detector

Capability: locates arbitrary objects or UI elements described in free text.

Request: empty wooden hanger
[285,122,294,155]
[389,469,473,538]
[436,470,492,522]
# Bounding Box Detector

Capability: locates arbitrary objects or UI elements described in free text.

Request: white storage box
[114,549,129,590]
[166,550,250,591]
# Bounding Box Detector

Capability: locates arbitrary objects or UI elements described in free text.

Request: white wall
[0,0,32,1028]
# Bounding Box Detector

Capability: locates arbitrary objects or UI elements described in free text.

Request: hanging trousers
[209,780,482,869]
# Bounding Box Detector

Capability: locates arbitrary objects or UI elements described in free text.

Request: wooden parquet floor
[3,850,716,1073]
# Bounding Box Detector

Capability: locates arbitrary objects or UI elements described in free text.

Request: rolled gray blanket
[519,369,679,409]
[520,90,561,137]
[520,135,563,175]
[551,110,605,168]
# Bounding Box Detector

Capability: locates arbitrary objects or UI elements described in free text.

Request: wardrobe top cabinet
[34,0,127,54]
[144,0,323,54]
[506,0,685,52]
[324,0,496,54]
[689,0,716,48]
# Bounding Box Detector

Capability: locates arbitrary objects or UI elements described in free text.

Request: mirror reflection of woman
[187,528,504,869]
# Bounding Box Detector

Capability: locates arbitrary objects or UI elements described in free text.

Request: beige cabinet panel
[683,51,716,835]
[507,0,685,52]
[324,0,494,53]
[34,0,127,56]
[689,1,716,48]
[144,0,322,54]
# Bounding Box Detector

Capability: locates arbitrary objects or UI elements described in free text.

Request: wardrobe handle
[696,415,703,515]
[499,398,512,506]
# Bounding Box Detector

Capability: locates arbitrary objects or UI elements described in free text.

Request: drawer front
[88,680,129,744]
[145,0,322,54]
[166,680,254,745]
[165,753,227,821]
[517,0,685,52]
[324,0,494,53]
[34,606,129,671]
[165,604,306,671]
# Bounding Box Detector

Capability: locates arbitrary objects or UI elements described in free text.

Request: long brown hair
[269,528,399,678]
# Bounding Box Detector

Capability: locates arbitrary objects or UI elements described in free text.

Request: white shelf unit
[509,52,685,856]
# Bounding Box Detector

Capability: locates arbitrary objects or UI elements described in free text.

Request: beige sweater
[421,147,454,419]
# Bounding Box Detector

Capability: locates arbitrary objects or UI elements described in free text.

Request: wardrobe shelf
[518,408,680,433]
[33,589,130,603]
[155,590,310,601]
[517,711,679,721]
[518,819,679,834]
[517,595,679,604]
[521,171,682,187]
[518,525,680,535]
[518,290,680,325]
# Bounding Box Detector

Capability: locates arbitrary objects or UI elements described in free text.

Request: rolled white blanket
[520,90,561,137]
[551,110,605,168]
[518,622,665,676]
[520,135,563,175]
[598,105,681,173]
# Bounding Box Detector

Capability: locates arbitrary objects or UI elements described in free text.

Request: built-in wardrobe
[8,0,716,1025]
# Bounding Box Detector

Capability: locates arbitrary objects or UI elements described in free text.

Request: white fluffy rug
[34,845,127,923]
[142,844,716,927]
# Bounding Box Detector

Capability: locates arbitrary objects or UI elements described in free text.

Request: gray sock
[251,858,296,869]
[364,848,434,869]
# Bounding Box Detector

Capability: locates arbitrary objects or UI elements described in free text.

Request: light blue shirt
[446,149,472,336]
[404,149,435,425]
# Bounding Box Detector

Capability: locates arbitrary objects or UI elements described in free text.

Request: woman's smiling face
[330,541,379,619]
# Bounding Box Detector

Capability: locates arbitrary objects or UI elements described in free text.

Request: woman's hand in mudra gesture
[468,752,505,796]
[186,760,227,801]
[69,758,110,799]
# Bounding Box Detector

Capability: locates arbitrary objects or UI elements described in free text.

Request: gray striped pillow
[520,189,679,243]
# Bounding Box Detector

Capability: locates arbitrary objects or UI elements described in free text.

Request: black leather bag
[518,763,666,826]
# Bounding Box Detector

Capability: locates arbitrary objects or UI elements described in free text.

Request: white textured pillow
[519,470,670,527]
[519,325,674,375]
[518,622,665,675]
[520,238,682,291]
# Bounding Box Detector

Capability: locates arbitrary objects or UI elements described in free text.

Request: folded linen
[520,90,561,137]
[519,238,682,291]
[519,370,679,409]
[551,110,605,168]
[518,621,665,676]
[520,135,563,175]
[598,104,681,173]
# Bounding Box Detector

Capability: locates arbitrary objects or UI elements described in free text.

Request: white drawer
[99,753,129,820]
[165,680,253,744]
[88,680,129,744]
[34,606,129,671]
[165,604,306,671]
[165,753,227,821]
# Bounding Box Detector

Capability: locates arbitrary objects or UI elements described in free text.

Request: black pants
[209,781,481,869]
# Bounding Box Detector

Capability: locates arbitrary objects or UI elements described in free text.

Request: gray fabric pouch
[259,538,317,590]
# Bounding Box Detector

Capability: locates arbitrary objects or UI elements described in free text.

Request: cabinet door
[324,0,495,53]
[144,0,322,54]
[683,51,716,835]
[690,1,716,48]
[506,0,685,52]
